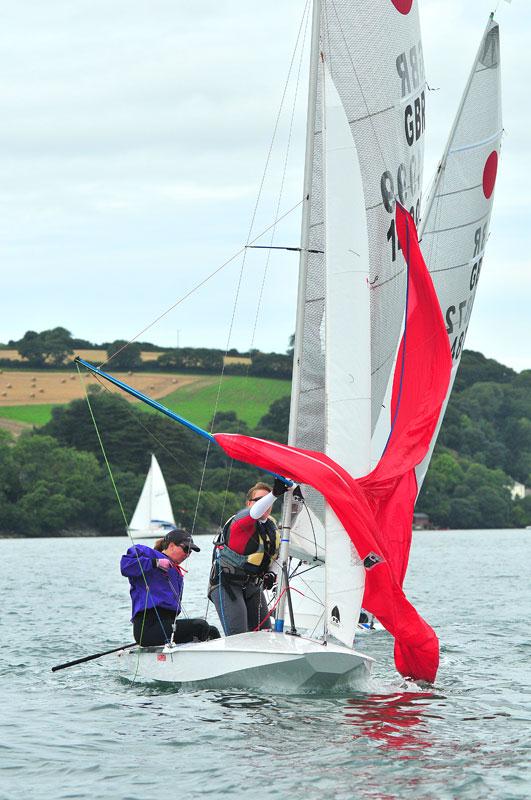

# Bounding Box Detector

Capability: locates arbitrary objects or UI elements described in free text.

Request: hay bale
[39,388,44,393]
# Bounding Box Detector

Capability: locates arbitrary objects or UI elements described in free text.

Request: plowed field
[0,371,200,406]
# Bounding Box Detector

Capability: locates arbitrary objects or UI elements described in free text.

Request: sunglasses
[250,495,268,502]
[168,541,191,553]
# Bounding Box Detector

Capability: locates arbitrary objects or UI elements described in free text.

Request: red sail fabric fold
[214,205,451,683]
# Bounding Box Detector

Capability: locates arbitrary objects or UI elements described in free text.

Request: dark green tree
[254,395,290,443]
[105,340,142,370]
[40,391,206,486]
[17,330,45,365]
[454,350,516,392]
[513,495,531,527]
[16,327,74,366]
[42,327,74,366]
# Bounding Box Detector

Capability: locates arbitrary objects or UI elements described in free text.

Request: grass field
[0,404,56,426]
[153,375,291,429]
[0,375,291,430]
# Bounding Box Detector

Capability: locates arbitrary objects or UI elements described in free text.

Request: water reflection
[211,691,272,710]
[343,692,442,751]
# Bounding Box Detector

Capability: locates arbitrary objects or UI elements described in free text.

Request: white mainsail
[322,61,369,646]
[128,454,176,538]
[416,15,502,491]
[287,0,425,646]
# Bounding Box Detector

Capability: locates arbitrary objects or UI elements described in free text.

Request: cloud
[0,0,528,372]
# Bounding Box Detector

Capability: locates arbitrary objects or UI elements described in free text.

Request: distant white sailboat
[128,454,176,539]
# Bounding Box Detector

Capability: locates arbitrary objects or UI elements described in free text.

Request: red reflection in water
[343,692,440,751]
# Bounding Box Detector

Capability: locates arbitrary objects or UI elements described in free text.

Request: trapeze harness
[209,499,280,601]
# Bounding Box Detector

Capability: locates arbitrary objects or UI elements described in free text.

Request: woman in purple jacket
[120,528,219,647]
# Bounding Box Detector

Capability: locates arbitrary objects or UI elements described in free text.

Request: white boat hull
[115,631,373,693]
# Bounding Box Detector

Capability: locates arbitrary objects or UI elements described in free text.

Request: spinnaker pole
[276,0,322,633]
[75,357,215,441]
[74,357,292,486]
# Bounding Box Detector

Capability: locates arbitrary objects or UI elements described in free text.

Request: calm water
[1,530,529,799]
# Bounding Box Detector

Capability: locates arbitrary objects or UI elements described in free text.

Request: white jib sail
[128,454,176,537]
[322,62,369,647]
[416,16,502,491]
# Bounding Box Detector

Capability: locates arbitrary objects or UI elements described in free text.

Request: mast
[275,0,322,634]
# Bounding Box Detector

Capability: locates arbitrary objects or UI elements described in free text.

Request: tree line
[417,351,531,528]
[0,349,529,535]
[0,390,281,536]
[1,328,293,378]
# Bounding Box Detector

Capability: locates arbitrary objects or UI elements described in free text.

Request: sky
[1,0,529,370]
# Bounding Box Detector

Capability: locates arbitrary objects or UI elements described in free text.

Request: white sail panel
[289,502,325,563]
[293,0,425,502]
[128,454,176,537]
[323,63,371,474]
[322,63,367,646]
[416,17,502,491]
[289,565,326,637]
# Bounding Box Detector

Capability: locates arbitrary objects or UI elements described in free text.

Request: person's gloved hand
[262,571,277,591]
[156,558,171,571]
[272,477,290,497]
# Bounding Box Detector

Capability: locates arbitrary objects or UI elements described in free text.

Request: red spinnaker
[215,205,451,683]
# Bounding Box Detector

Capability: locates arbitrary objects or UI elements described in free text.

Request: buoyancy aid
[210,510,280,586]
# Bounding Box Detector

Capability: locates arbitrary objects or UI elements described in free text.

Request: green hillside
[152,375,291,429]
[1,349,529,535]
[0,404,56,426]
[0,375,291,430]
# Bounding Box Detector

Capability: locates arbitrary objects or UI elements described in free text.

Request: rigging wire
[216,0,311,529]
[95,198,304,372]
[100,2,311,377]
[75,364,171,677]
[89,371,199,475]
[79,4,313,590]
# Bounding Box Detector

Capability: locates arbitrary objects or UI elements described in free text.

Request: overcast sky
[1,0,528,370]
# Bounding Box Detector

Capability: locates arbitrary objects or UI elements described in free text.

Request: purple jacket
[120,543,184,620]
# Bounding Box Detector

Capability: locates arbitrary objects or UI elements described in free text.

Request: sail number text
[445,223,488,361]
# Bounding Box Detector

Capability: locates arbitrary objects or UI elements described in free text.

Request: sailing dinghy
[128,453,176,539]
[76,2,501,691]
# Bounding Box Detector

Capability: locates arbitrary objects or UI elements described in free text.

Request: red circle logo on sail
[391,0,413,13]
[482,151,498,199]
